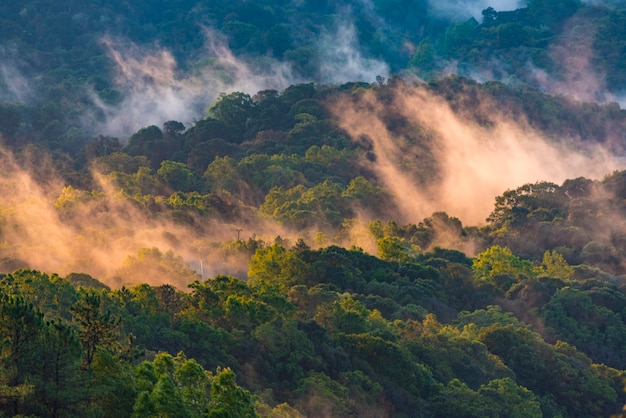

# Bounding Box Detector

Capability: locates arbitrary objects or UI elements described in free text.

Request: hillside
[1,0,626,417]
[1,0,626,143]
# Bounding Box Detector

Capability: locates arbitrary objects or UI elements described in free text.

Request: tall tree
[0,294,44,416]
[71,289,121,369]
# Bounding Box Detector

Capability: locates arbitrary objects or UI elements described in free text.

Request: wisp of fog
[331,83,624,226]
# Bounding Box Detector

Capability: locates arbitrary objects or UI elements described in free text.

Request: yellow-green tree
[472,246,534,282]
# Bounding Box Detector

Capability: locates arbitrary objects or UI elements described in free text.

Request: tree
[377,236,418,263]
[342,176,387,215]
[124,125,181,169]
[90,349,138,418]
[294,372,350,417]
[150,374,190,418]
[248,244,307,292]
[478,378,542,418]
[125,126,163,157]
[208,367,258,418]
[132,352,214,417]
[0,294,44,416]
[481,7,498,25]
[472,245,534,289]
[486,182,562,228]
[203,156,240,194]
[0,269,77,321]
[409,39,437,77]
[444,18,480,57]
[538,250,573,280]
[527,0,581,27]
[93,152,152,175]
[252,319,314,390]
[71,289,121,369]
[157,160,200,192]
[207,92,255,140]
[163,120,185,137]
[36,321,88,417]
[314,297,370,335]
[430,378,487,417]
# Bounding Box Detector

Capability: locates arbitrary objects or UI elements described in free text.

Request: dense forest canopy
[1,0,626,141]
[1,0,626,417]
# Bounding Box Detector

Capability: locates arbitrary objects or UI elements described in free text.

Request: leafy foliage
[1,1,626,416]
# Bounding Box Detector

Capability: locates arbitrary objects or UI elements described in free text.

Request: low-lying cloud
[331,83,624,226]
[428,0,522,20]
[0,47,32,103]
[318,22,389,85]
[530,12,616,104]
[89,17,391,139]
[89,32,299,139]
[0,147,300,288]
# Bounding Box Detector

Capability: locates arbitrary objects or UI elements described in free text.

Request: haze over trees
[1,0,626,416]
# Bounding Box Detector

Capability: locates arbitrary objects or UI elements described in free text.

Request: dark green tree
[207,92,255,141]
[0,294,44,416]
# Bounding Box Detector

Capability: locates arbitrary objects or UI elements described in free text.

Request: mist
[428,0,522,20]
[89,32,300,139]
[88,14,394,138]
[529,11,617,104]
[330,83,624,227]
[0,146,304,288]
[0,47,32,103]
[318,23,389,85]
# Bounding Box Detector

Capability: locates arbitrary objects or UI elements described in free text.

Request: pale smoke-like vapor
[428,0,522,20]
[0,47,32,103]
[331,84,624,227]
[0,148,300,288]
[90,18,392,138]
[530,12,616,104]
[318,22,389,85]
[90,32,300,138]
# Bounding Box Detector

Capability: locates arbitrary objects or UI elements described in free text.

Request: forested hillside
[2,0,626,417]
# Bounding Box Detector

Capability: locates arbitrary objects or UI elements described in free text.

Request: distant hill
[1,0,625,145]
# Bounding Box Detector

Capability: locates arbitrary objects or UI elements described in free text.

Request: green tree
[409,39,437,77]
[472,245,534,290]
[208,367,258,418]
[538,250,573,280]
[71,289,121,369]
[0,269,77,321]
[36,321,88,417]
[314,297,371,335]
[124,125,166,168]
[252,319,315,390]
[248,244,307,292]
[294,372,350,417]
[0,294,44,416]
[486,182,562,229]
[207,92,255,140]
[157,160,200,192]
[133,352,213,417]
[203,156,240,193]
[377,236,418,263]
[444,18,480,57]
[90,350,138,418]
[151,373,190,418]
[478,378,542,418]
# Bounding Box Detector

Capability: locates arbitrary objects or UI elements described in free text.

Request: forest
[1,0,626,417]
